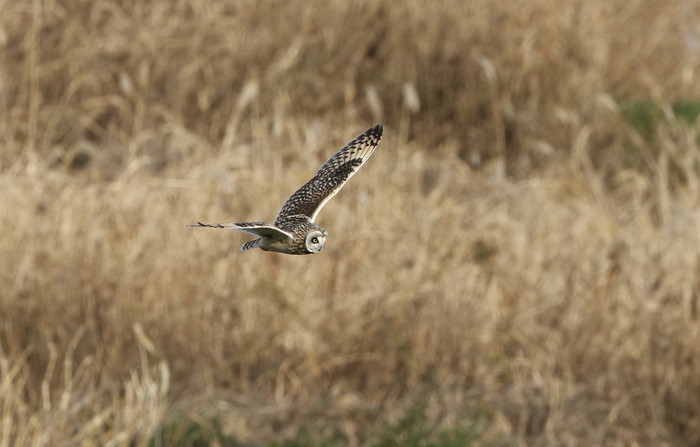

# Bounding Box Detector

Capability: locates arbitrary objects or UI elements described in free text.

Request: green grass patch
[371,406,490,447]
[621,99,700,140]
[619,99,700,176]
[149,405,508,447]
[672,100,700,125]
[148,417,244,447]
[622,99,666,140]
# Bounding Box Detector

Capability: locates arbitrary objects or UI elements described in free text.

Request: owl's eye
[311,237,319,244]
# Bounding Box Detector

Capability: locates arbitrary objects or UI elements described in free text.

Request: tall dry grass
[2,0,700,445]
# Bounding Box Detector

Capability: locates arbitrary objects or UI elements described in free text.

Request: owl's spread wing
[274,124,383,225]
[188,221,293,240]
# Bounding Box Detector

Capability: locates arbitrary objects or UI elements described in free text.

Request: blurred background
[2,0,700,445]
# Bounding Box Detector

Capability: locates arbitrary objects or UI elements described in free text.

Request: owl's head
[305,229,328,253]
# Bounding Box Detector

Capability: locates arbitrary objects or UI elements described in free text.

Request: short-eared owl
[188,124,383,255]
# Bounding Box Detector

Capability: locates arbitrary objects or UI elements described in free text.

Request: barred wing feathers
[275,124,383,225]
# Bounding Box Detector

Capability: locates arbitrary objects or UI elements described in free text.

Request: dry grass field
[3,0,700,445]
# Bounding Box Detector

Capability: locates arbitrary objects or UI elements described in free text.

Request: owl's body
[234,217,327,254]
[189,124,383,255]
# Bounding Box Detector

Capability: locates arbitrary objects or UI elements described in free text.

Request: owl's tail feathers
[240,238,263,251]
[187,221,234,229]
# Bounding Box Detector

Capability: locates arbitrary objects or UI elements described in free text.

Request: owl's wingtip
[371,123,383,137]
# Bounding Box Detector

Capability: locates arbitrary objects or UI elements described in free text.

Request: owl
[189,124,383,255]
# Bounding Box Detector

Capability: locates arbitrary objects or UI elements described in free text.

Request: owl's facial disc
[305,230,327,253]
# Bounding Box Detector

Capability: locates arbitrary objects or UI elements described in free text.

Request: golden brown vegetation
[3,0,700,445]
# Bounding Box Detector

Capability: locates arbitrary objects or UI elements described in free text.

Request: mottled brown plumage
[189,125,383,255]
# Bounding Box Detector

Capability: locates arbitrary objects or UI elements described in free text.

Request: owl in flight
[189,124,383,255]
